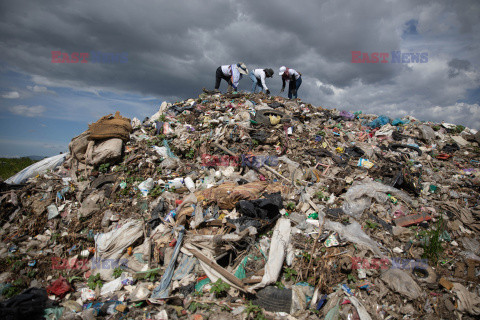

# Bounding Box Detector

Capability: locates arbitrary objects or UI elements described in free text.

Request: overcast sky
[0,0,479,157]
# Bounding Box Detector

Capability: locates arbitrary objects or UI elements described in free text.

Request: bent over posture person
[214,63,248,92]
[279,66,302,99]
[249,68,274,94]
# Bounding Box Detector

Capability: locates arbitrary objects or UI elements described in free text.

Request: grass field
[0,157,38,180]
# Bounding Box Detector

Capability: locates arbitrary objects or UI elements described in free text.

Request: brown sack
[195,181,288,210]
[88,111,133,141]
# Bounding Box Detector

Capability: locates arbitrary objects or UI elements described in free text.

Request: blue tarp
[367,115,390,128]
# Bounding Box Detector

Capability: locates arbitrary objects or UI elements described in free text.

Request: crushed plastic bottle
[138,178,154,197]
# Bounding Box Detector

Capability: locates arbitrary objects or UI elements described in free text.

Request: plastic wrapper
[380,268,422,300]
[325,219,383,256]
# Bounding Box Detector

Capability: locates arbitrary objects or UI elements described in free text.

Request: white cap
[279,66,286,76]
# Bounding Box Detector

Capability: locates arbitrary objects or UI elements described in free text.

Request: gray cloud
[0,0,479,128]
[2,91,19,98]
[448,58,471,78]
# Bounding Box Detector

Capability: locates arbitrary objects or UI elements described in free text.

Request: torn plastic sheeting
[5,153,67,185]
[348,296,373,320]
[250,218,292,290]
[380,268,422,300]
[130,282,151,301]
[47,204,60,220]
[291,284,315,314]
[100,273,129,296]
[452,282,480,315]
[366,115,390,128]
[342,180,412,218]
[92,219,144,280]
[44,307,64,320]
[150,226,185,300]
[392,118,409,126]
[172,254,197,281]
[234,255,251,279]
[152,144,180,169]
[339,110,355,120]
[46,276,72,298]
[325,219,383,257]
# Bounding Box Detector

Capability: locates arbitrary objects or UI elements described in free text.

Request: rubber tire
[254,110,286,125]
[253,286,292,313]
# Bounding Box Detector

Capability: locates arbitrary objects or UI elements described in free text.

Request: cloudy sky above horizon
[1,0,479,157]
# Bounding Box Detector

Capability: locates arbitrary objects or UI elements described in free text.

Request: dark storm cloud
[0,0,404,97]
[0,0,479,128]
[448,59,471,78]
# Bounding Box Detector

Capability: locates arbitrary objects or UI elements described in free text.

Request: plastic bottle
[167,178,184,189]
[184,176,195,192]
[138,178,154,196]
[164,210,176,223]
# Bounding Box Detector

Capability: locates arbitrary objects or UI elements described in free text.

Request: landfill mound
[1,92,480,319]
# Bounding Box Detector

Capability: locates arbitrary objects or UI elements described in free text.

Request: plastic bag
[92,219,144,280]
[46,276,72,298]
[152,144,180,170]
[138,178,154,196]
[342,180,412,217]
[380,268,422,300]
[452,282,480,315]
[325,219,383,256]
[339,110,355,120]
[366,115,390,128]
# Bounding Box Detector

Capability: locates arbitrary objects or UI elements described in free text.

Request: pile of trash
[1,91,480,319]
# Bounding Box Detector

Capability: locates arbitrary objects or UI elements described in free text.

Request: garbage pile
[1,91,480,319]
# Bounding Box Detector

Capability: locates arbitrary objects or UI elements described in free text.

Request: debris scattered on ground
[1,92,479,319]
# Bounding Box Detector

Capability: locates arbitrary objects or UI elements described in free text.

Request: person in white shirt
[279,66,302,99]
[214,63,248,92]
[249,68,274,94]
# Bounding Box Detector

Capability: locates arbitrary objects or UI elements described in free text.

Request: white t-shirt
[253,69,268,90]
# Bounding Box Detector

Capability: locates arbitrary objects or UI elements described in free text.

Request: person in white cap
[279,66,302,99]
[214,63,248,92]
[249,68,274,94]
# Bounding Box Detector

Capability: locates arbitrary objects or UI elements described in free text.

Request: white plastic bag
[342,180,412,217]
[6,153,67,184]
[325,219,383,256]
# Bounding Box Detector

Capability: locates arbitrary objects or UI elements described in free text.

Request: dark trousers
[288,76,302,99]
[215,67,232,89]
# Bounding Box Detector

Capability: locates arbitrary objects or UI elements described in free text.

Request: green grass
[421,215,445,265]
[0,157,38,180]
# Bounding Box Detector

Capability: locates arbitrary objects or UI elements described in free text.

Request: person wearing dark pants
[214,63,248,92]
[279,66,302,99]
